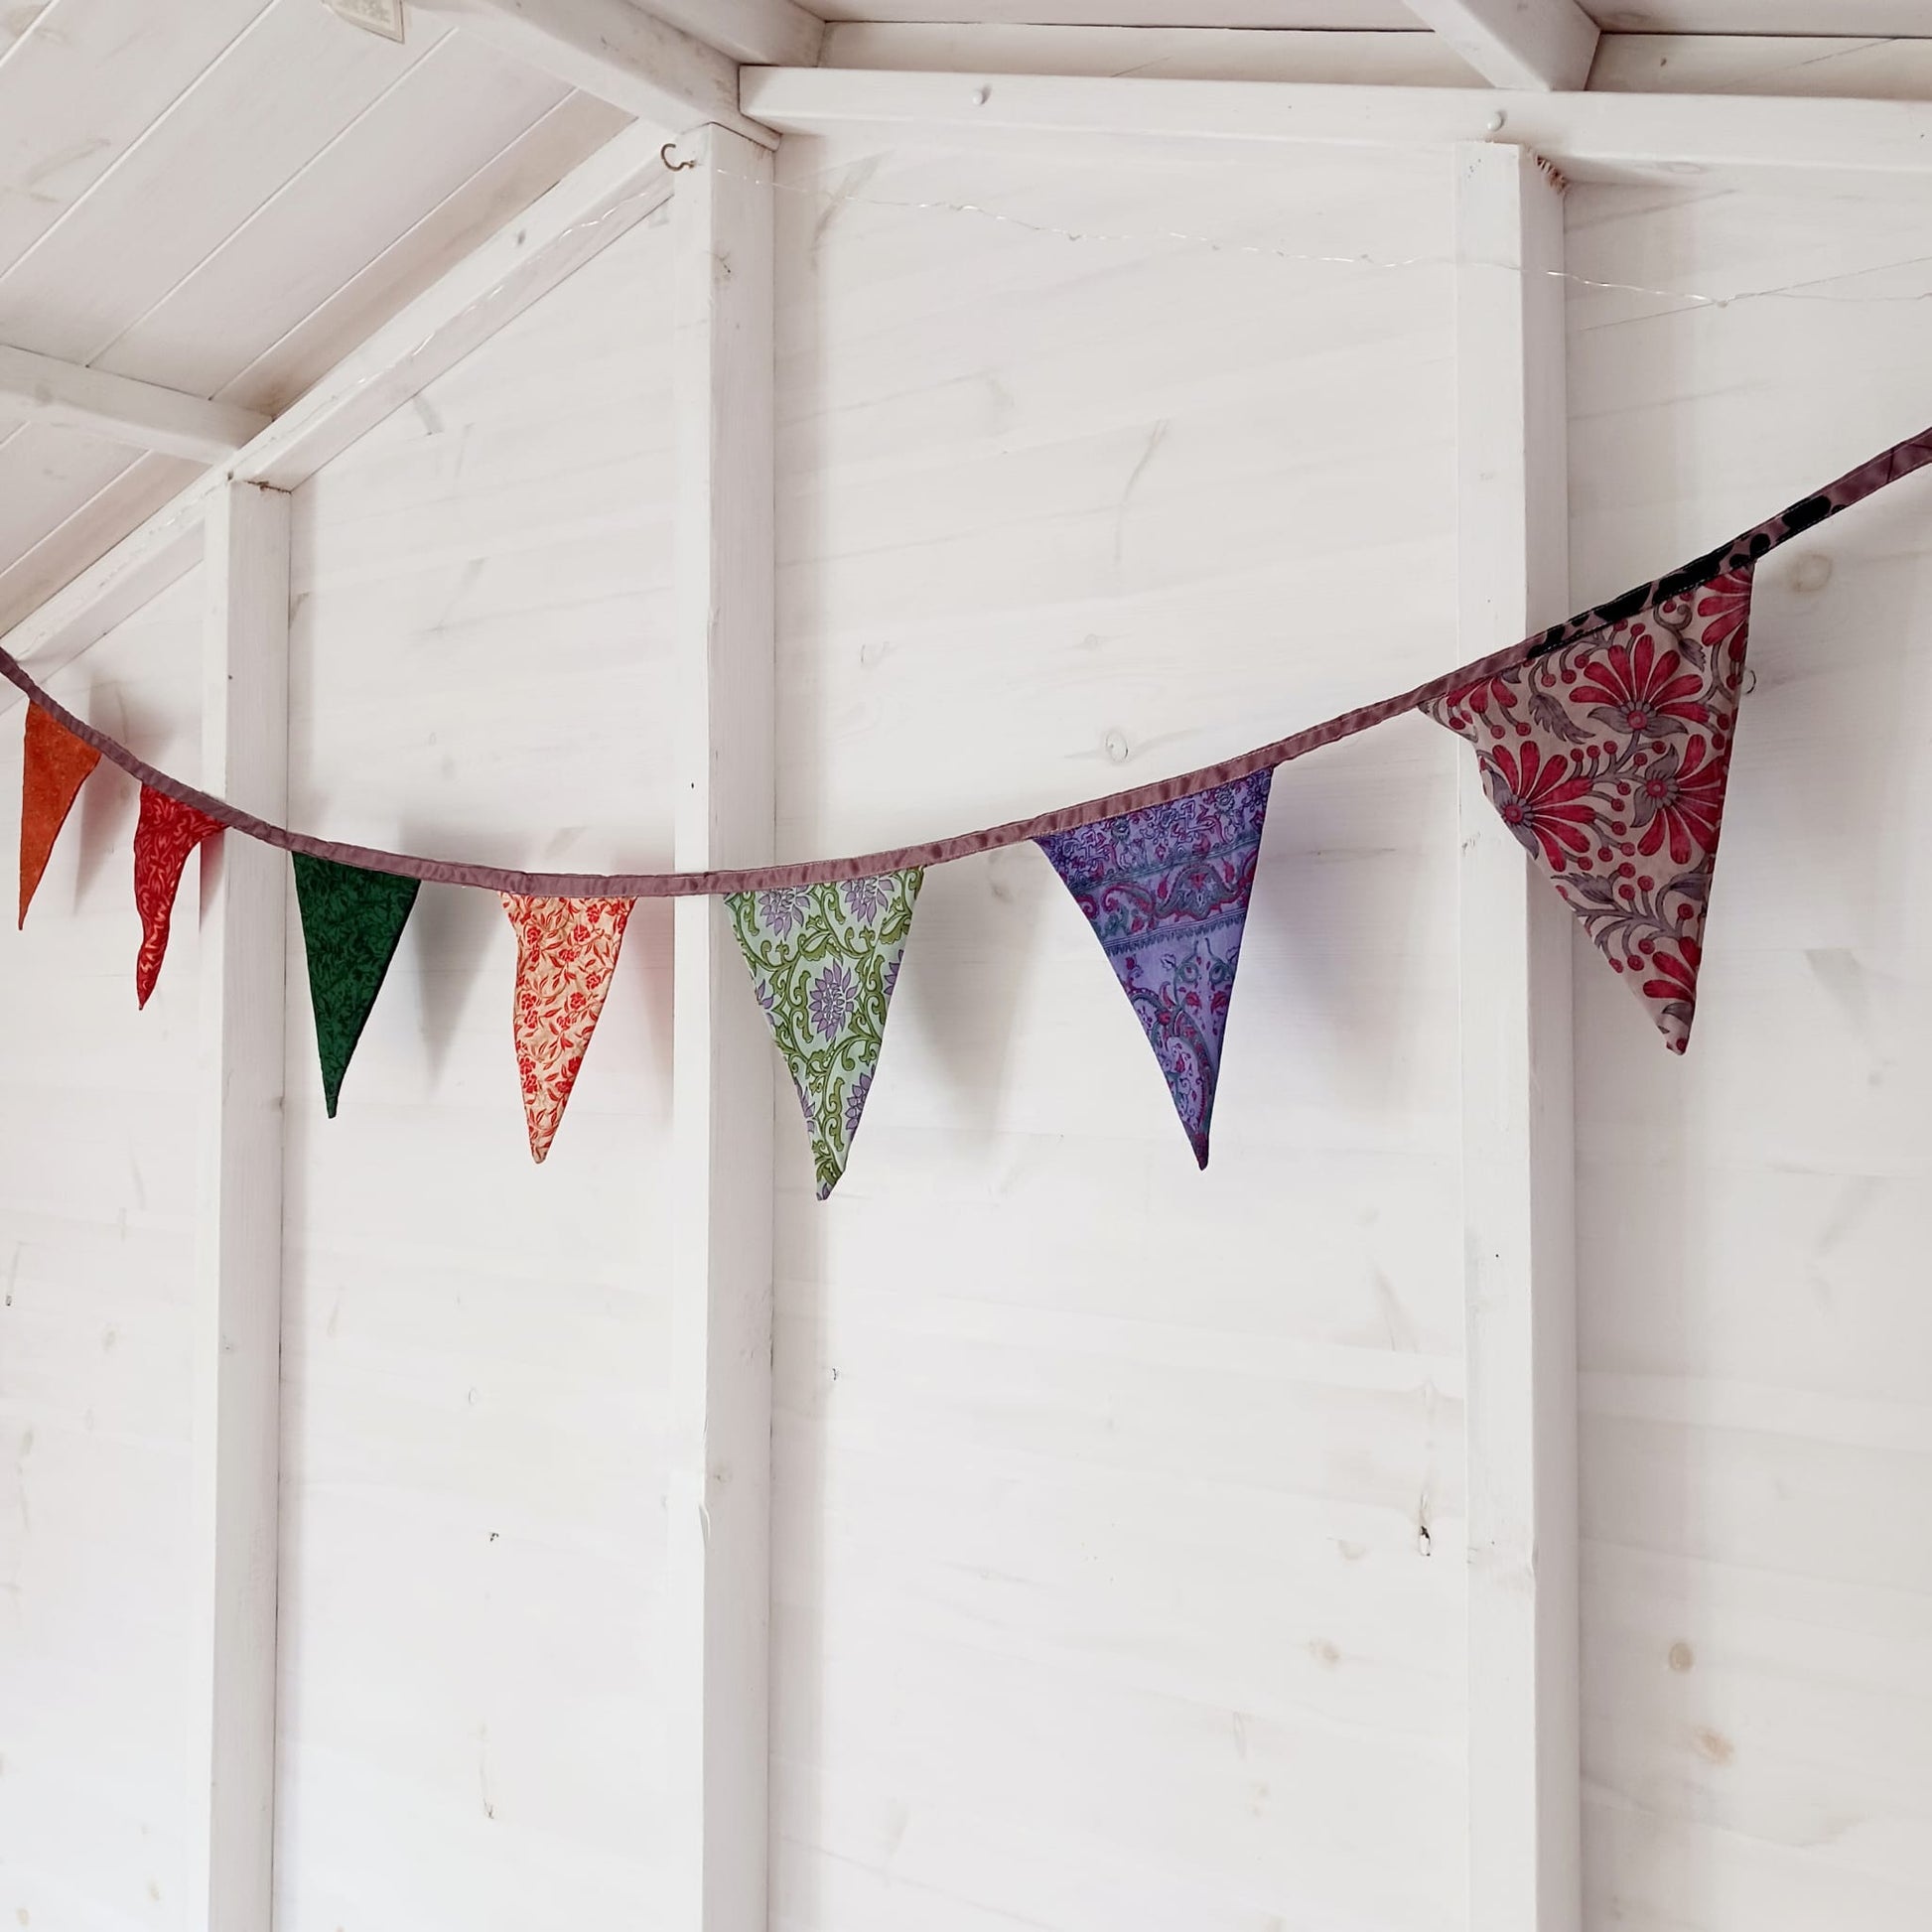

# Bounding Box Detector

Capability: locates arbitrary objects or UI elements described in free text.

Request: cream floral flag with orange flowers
[501,894,634,1162]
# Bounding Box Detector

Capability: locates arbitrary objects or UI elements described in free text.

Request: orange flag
[133,787,223,1008]
[19,705,101,927]
[501,895,634,1162]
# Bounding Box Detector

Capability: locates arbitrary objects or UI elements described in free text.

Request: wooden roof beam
[0,345,268,464]
[1404,0,1598,91]
[643,0,821,69]
[419,0,779,143]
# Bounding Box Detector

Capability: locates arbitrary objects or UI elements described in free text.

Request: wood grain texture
[769,130,1467,1932]
[0,567,207,1932]
[274,209,682,1932]
[1566,177,1932,1932]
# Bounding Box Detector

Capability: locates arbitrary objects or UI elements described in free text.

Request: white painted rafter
[0,344,269,463]
[646,0,821,68]
[419,0,777,142]
[0,118,677,686]
[1405,0,1598,92]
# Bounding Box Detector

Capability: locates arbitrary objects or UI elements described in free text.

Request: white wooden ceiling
[815,3,1932,25]
[0,0,1920,635]
[0,0,626,632]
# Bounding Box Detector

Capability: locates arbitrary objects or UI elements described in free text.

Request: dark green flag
[293,853,420,1118]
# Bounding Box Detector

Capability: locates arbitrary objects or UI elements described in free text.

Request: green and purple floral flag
[294,853,421,1118]
[727,869,922,1200]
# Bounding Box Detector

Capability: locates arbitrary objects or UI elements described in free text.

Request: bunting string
[4,422,1929,901]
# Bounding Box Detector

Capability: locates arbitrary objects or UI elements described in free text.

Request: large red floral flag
[20,704,101,927]
[133,787,223,1008]
[500,894,634,1163]
[1423,563,1756,1052]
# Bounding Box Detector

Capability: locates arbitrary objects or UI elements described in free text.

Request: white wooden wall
[769,134,1469,1932]
[274,210,682,1931]
[1567,183,1932,1932]
[3,110,1931,1932]
[0,568,206,1931]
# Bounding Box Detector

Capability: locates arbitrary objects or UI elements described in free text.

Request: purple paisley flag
[1037,769,1273,1168]
[1423,562,1755,1052]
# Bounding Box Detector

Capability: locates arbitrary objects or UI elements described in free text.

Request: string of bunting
[9,424,1932,1196]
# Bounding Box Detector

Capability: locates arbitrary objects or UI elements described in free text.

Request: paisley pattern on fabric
[294,854,421,1118]
[1425,563,1756,1052]
[727,870,922,1201]
[133,787,222,1008]
[1036,769,1273,1168]
[501,895,634,1163]
[20,703,102,928]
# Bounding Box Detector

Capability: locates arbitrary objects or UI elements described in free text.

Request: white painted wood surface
[0,566,207,1932]
[1565,177,1932,1932]
[1404,0,1598,91]
[1452,141,1579,1932]
[187,481,290,1932]
[0,346,267,464]
[274,207,682,1932]
[769,130,1467,1932]
[417,0,771,141]
[742,68,1932,192]
[668,125,777,1932]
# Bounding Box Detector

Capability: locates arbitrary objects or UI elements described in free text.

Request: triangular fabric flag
[501,894,634,1163]
[20,704,102,927]
[1423,561,1756,1052]
[726,870,922,1200]
[133,787,223,1008]
[1036,769,1273,1168]
[293,854,421,1119]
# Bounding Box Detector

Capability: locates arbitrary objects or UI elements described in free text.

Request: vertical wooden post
[187,481,290,1932]
[667,125,776,1932]
[1452,141,1581,1932]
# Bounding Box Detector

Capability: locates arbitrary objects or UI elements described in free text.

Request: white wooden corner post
[1452,141,1581,1932]
[187,480,291,1932]
[668,125,777,1932]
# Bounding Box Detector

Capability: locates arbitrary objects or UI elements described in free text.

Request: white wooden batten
[1453,141,1581,1932]
[0,344,268,464]
[1404,0,1599,91]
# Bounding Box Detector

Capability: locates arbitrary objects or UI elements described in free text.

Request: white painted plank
[0,118,677,674]
[669,123,775,1932]
[418,0,773,142]
[647,0,823,67]
[0,344,266,461]
[1405,0,1598,92]
[1452,139,1576,1932]
[186,480,290,1932]
[742,68,1932,191]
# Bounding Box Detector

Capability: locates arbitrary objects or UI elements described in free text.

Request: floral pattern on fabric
[133,787,222,1008]
[1425,563,1756,1053]
[1036,769,1273,1168]
[501,894,634,1163]
[727,870,922,1201]
[294,854,421,1118]
[21,704,102,928]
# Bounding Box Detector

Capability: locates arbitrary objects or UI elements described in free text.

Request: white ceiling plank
[645,0,823,67]
[89,34,574,402]
[0,0,273,277]
[820,22,1482,85]
[417,0,776,141]
[0,344,267,461]
[1404,0,1598,90]
[215,90,630,416]
[0,116,677,669]
[0,0,447,366]
[743,67,1932,191]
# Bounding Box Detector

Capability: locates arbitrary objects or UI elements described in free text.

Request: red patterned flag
[500,895,634,1163]
[20,704,101,927]
[133,787,223,1008]
[1425,563,1756,1051]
